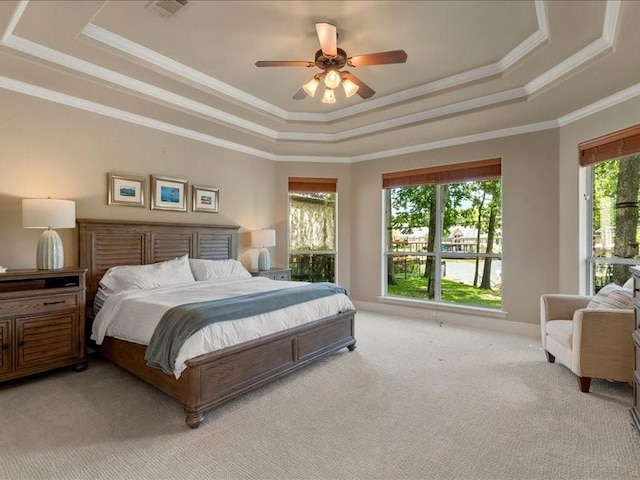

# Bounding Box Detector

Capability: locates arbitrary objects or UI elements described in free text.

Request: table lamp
[22,198,76,270]
[251,229,276,271]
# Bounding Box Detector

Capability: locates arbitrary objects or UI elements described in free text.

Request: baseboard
[353,300,540,338]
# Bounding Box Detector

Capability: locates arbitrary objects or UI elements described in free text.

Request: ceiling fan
[255,23,407,103]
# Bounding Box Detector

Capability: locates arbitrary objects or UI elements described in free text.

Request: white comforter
[91,277,355,378]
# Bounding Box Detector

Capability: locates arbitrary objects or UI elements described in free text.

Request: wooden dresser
[631,266,640,433]
[0,268,87,383]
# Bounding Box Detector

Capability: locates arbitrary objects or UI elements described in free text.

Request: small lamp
[22,198,76,270]
[251,229,276,271]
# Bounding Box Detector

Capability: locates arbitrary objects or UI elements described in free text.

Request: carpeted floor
[0,311,638,480]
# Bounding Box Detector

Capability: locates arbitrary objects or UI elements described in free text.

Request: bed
[78,219,356,428]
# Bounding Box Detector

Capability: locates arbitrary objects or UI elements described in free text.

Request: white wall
[347,130,560,325]
[0,89,277,270]
[558,96,640,294]
[3,83,638,328]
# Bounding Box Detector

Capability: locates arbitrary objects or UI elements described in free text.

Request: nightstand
[0,268,87,383]
[250,268,291,281]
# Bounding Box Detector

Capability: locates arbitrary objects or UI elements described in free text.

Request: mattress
[91,276,355,378]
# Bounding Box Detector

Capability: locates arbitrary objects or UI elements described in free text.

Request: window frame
[382,159,503,309]
[580,124,640,294]
[287,178,338,283]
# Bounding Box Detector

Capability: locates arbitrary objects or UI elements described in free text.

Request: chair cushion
[545,320,573,349]
[587,283,634,310]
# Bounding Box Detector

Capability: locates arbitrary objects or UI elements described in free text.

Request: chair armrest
[571,308,635,380]
[540,294,591,322]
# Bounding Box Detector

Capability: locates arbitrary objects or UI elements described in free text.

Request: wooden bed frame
[77,219,356,428]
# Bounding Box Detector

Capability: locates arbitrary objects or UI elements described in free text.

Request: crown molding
[80,0,550,123]
[81,23,291,121]
[2,72,640,166]
[557,81,640,127]
[349,121,559,163]
[0,75,277,161]
[602,0,622,44]
[2,0,617,145]
[1,34,280,140]
[0,0,633,165]
[525,0,621,95]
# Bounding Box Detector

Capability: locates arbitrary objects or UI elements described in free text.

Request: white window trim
[382,183,503,310]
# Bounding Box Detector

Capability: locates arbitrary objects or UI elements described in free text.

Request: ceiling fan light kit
[303,77,321,97]
[255,22,407,104]
[322,88,336,104]
[324,68,342,89]
[342,78,359,98]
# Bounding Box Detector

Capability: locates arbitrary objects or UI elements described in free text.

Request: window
[383,159,502,309]
[288,177,337,282]
[581,125,640,292]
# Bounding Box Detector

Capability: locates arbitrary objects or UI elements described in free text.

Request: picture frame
[150,175,188,212]
[107,172,146,207]
[192,185,219,213]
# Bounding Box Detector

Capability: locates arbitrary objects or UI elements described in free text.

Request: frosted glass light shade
[322,88,336,104]
[342,78,359,98]
[22,198,75,270]
[324,69,341,89]
[303,77,320,97]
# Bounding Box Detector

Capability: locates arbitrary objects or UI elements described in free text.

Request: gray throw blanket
[145,282,349,375]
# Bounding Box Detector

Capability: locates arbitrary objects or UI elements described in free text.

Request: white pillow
[587,283,634,310]
[623,277,634,290]
[188,258,251,281]
[99,254,195,293]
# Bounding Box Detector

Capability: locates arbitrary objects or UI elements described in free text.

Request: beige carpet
[1,311,639,480]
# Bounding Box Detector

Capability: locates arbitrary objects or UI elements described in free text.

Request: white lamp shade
[22,199,76,229]
[251,229,276,247]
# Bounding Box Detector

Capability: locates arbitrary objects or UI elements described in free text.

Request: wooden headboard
[77,219,239,308]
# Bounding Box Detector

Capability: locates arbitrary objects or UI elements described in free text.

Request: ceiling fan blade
[348,50,408,67]
[315,22,337,57]
[342,71,375,99]
[255,60,314,67]
[293,88,308,100]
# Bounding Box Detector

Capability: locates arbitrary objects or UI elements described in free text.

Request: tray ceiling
[0,0,638,162]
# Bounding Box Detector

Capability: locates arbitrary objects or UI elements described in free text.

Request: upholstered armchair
[540,291,634,392]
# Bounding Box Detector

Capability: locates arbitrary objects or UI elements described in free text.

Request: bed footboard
[97,310,356,428]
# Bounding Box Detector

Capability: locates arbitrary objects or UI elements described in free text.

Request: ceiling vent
[148,0,189,18]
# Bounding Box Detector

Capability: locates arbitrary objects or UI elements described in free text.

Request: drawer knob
[44,300,65,306]
[17,341,24,347]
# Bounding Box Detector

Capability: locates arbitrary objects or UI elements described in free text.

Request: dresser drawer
[0,293,78,317]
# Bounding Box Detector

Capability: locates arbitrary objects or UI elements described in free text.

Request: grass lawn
[387,276,502,308]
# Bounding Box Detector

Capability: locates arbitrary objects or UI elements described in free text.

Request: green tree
[612,155,640,284]
[389,184,467,298]
[452,179,501,289]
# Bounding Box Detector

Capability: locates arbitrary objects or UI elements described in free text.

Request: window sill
[377,295,508,319]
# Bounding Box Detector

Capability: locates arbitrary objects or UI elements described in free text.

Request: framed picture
[192,185,219,213]
[150,175,188,211]
[107,172,146,207]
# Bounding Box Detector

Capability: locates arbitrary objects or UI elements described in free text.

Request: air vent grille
[149,0,189,17]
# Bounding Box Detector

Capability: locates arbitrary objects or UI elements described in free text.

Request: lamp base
[36,228,64,270]
[257,247,271,271]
